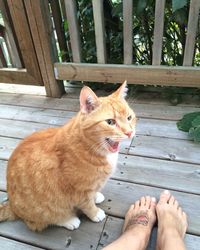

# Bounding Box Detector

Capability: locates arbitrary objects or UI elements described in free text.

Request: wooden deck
[0,87,200,249]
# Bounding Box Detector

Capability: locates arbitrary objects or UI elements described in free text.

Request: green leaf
[192,116,200,127]
[189,126,200,143]
[177,112,200,132]
[63,20,68,32]
[172,0,187,13]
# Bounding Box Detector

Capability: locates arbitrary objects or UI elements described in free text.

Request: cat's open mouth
[105,138,119,153]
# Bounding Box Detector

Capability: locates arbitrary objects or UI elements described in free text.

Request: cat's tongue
[108,141,119,153]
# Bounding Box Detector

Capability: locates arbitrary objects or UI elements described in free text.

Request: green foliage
[177,112,200,143]
[60,0,200,66]
[189,126,200,142]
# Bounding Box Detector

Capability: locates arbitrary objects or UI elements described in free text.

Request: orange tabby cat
[0,81,136,231]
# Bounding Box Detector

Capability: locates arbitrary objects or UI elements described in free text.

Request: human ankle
[124,227,151,248]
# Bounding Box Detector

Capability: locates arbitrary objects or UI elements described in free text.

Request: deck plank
[98,216,200,249]
[130,135,200,164]
[0,236,44,250]
[0,136,128,161]
[100,179,200,235]
[0,133,127,162]
[0,116,188,140]
[0,104,74,125]
[0,91,200,248]
[0,137,20,160]
[0,160,6,191]
[0,93,200,120]
[0,219,105,250]
[0,191,105,250]
[115,154,200,195]
[1,151,200,196]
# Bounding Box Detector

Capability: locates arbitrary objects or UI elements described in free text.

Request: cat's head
[79,81,136,155]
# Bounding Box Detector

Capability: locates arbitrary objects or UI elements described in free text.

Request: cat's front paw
[59,217,81,230]
[91,208,106,222]
[95,192,105,204]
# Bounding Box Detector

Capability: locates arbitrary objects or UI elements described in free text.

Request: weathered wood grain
[0,115,188,141]
[0,92,200,247]
[1,149,200,195]
[0,69,41,85]
[0,137,20,160]
[0,93,80,112]
[100,180,200,235]
[0,214,105,250]
[0,236,44,250]
[0,160,6,191]
[183,0,200,66]
[64,0,81,62]
[55,63,200,87]
[133,92,200,107]
[24,0,65,97]
[92,0,107,63]
[130,135,200,164]
[98,216,200,249]
[131,103,200,121]
[0,105,73,126]
[123,0,133,64]
[0,135,129,161]
[0,93,200,121]
[49,0,68,62]
[0,192,104,250]
[0,0,22,68]
[114,154,200,194]
[0,119,52,139]
[2,0,42,85]
[152,0,166,65]
[137,118,188,140]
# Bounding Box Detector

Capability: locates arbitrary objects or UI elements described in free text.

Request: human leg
[156,190,188,250]
[103,196,156,250]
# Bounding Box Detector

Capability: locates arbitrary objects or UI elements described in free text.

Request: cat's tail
[0,201,17,221]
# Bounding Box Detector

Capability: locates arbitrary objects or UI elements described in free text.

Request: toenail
[164,190,170,194]
[151,197,156,202]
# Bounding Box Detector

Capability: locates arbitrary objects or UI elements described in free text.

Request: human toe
[158,190,171,204]
[150,197,156,209]
[135,200,140,210]
[140,196,146,207]
[174,200,179,209]
[169,195,175,205]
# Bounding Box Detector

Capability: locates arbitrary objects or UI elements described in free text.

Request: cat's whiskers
[88,139,106,156]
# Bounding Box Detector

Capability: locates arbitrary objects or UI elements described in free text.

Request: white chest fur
[106,152,119,174]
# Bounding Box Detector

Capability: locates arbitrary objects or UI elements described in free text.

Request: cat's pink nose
[125,131,132,138]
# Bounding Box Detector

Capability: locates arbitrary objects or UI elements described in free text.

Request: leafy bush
[62,0,200,66]
[177,112,200,142]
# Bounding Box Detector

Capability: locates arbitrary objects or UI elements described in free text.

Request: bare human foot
[103,196,156,250]
[122,196,157,250]
[156,190,188,250]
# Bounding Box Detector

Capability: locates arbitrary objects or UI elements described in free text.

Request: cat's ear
[112,80,128,99]
[80,86,99,113]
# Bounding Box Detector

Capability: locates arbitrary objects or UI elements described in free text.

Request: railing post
[92,0,107,64]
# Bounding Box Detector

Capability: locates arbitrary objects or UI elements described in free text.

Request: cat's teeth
[106,138,120,152]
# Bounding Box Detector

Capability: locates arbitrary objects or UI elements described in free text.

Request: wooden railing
[54,0,200,88]
[0,0,200,97]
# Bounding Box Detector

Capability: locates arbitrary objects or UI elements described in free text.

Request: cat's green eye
[106,119,116,125]
[127,115,132,121]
